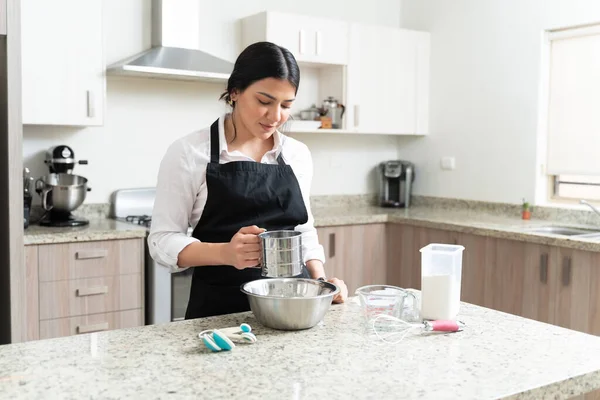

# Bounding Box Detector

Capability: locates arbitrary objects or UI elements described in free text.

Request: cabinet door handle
[87,90,95,118]
[77,322,109,334]
[0,0,6,36]
[354,105,360,128]
[562,256,572,286]
[298,29,306,54]
[539,253,548,284]
[328,233,336,258]
[315,31,322,55]
[76,286,108,297]
[75,249,108,260]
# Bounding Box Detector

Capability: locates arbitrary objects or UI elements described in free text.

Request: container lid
[419,243,465,254]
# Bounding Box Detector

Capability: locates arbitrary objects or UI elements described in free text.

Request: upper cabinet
[345,25,430,135]
[241,11,349,66]
[21,0,105,126]
[241,11,430,135]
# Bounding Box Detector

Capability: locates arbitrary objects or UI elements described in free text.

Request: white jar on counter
[419,243,465,320]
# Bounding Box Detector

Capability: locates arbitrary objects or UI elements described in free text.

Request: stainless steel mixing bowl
[241,278,339,330]
[35,173,90,212]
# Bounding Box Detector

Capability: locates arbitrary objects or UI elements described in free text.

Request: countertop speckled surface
[1,293,600,399]
[312,205,600,252]
[23,201,600,252]
[23,219,147,245]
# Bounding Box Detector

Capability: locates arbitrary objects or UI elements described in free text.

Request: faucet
[580,199,600,219]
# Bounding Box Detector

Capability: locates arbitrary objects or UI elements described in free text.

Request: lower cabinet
[317,223,387,295]
[24,238,145,341]
[318,222,600,336]
[39,309,143,340]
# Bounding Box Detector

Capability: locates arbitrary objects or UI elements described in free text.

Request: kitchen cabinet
[241,11,349,66]
[454,231,600,336]
[550,246,597,334]
[384,225,600,336]
[345,25,430,135]
[23,238,144,341]
[241,12,430,135]
[317,223,387,294]
[386,224,454,290]
[21,0,105,126]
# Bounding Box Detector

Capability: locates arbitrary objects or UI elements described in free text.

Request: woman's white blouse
[148,115,325,272]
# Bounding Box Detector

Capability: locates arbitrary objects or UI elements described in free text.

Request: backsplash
[33,194,600,230]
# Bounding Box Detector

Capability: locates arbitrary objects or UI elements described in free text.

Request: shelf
[286,128,426,136]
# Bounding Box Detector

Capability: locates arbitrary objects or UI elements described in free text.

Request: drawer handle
[539,253,548,284]
[76,286,108,297]
[87,90,95,118]
[315,31,322,55]
[299,29,306,54]
[562,256,572,287]
[77,322,109,334]
[75,249,108,260]
[329,233,336,258]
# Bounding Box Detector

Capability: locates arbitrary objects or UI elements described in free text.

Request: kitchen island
[1,294,600,400]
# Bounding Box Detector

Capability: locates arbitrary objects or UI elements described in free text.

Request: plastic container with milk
[419,243,465,320]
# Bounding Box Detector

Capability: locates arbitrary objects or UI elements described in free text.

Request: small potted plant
[522,199,533,220]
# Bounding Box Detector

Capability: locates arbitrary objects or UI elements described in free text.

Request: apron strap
[212,117,286,166]
[210,119,220,164]
[276,153,286,166]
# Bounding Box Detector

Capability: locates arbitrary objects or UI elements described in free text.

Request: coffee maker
[378,160,415,208]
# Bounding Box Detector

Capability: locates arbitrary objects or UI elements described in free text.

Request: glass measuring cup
[355,285,420,329]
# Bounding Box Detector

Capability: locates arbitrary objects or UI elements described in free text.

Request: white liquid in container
[421,274,460,320]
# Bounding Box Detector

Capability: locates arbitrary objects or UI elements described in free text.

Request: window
[554,175,600,200]
[546,24,600,201]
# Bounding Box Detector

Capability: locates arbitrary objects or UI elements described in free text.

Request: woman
[148,41,348,319]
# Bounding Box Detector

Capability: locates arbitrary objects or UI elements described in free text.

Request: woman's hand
[224,225,266,269]
[328,278,348,304]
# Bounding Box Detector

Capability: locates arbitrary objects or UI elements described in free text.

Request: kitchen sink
[525,226,600,236]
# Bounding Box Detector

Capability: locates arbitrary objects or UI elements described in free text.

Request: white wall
[398,0,600,204]
[23,0,403,204]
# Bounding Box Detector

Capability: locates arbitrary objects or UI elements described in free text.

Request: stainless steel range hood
[106,0,233,82]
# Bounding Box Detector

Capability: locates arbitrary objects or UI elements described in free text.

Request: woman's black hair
[220,41,300,106]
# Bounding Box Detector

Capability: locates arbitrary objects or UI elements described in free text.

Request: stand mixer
[35,145,91,227]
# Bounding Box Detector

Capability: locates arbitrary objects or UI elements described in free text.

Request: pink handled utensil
[372,314,465,343]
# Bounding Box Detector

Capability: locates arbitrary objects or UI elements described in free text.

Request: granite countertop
[313,205,600,252]
[23,219,147,245]
[1,294,600,399]
[23,200,600,250]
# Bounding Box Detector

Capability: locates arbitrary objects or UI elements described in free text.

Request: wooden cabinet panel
[325,223,600,337]
[24,245,40,341]
[39,274,143,320]
[589,255,600,336]
[487,239,526,315]
[39,310,143,340]
[387,224,419,290]
[317,226,340,280]
[387,224,455,291]
[551,247,595,334]
[520,243,555,325]
[22,238,145,341]
[317,224,387,295]
[455,233,494,307]
[38,239,143,282]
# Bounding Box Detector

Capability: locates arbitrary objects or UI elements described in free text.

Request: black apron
[184,118,310,319]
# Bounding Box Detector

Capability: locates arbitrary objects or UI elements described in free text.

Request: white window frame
[536,22,600,207]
